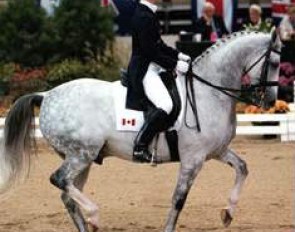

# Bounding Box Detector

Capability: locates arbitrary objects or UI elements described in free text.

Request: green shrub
[46,59,119,87]
[47,59,98,83]
[53,0,114,62]
[0,0,115,68]
[0,63,15,82]
[0,0,53,67]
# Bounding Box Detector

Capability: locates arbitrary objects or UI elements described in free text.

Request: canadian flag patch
[114,82,145,132]
[122,118,136,126]
[117,112,144,131]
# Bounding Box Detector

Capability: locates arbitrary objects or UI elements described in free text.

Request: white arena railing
[0,83,294,142]
[236,111,295,142]
[0,111,294,142]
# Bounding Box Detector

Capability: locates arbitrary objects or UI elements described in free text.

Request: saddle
[120,69,181,162]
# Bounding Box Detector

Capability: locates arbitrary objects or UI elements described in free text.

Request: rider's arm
[158,39,179,60]
[138,17,178,71]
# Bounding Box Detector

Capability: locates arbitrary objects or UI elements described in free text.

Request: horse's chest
[200,121,235,154]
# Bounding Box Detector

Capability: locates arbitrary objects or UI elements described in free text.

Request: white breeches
[143,63,173,114]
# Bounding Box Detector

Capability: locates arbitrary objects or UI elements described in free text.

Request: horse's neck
[183,36,268,130]
[195,46,242,89]
[194,35,269,90]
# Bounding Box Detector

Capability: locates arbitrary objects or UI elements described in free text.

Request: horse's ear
[270,26,281,46]
[270,27,277,44]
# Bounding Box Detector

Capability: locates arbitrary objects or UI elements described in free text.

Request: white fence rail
[1,81,295,141]
[0,112,294,141]
[236,112,295,141]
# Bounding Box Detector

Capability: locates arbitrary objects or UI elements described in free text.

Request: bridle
[184,42,281,132]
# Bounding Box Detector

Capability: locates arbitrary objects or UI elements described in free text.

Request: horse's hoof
[88,224,99,232]
[220,208,233,228]
[87,218,99,232]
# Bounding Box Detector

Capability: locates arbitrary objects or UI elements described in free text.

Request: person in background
[193,2,228,41]
[280,4,295,41]
[243,4,272,33]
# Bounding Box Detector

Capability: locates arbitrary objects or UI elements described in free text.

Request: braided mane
[193,31,267,65]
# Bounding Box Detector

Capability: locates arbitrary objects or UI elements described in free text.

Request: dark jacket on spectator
[126,3,179,111]
[193,16,229,41]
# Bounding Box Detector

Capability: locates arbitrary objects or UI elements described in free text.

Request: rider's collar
[140,0,158,13]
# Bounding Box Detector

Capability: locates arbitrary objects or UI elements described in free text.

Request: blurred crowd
[113,1,295,42]
[192,2,295,42]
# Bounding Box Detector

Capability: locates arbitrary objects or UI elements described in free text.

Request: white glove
[176,60,189,75]
[178,52,191,62]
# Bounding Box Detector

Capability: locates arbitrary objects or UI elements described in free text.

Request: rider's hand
[178,52,191,63]
[176,60,189,75]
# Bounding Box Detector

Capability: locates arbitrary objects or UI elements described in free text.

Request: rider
[126,0,191,162]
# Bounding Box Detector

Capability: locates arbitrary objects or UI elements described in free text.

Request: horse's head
[246,28,282,109]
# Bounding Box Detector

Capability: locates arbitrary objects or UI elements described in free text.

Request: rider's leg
[143,64,173,115]
[133,64,173,162]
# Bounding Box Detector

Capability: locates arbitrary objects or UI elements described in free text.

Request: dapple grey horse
[0,29,281,232]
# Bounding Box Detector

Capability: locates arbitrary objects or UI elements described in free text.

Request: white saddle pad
[113,80,185,132]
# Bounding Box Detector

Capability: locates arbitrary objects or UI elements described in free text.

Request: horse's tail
[0,93,44,193]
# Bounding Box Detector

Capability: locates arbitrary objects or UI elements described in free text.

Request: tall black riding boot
[133,108,170,163]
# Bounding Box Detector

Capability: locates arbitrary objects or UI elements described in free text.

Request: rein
[184,46,281,132]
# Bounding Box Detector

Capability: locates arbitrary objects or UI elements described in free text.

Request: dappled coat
[126,3,179,111]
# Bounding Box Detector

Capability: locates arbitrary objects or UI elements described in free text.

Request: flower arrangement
[244,100,290,114]
[9,66,48,95]
[12,66,47,82]
[278,62,295,102]
[279,62,295,86]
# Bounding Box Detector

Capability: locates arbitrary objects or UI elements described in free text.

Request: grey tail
[1,94,43,192]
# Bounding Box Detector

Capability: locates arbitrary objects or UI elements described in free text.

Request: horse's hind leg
[50,152,100,232]
[216,149,249,228]
[61,167,90,232]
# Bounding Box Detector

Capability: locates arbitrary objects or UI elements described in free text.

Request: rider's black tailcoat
[126,3,179,111]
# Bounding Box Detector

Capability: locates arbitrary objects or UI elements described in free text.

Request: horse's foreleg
[164,161,203,232]
[50,155,99,232]
[217,149,248,227]
[61,167,90,232]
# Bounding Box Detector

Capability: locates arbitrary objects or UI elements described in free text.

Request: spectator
[193,2,228,41]
[243,4,272,33]
[279,4,295,41]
